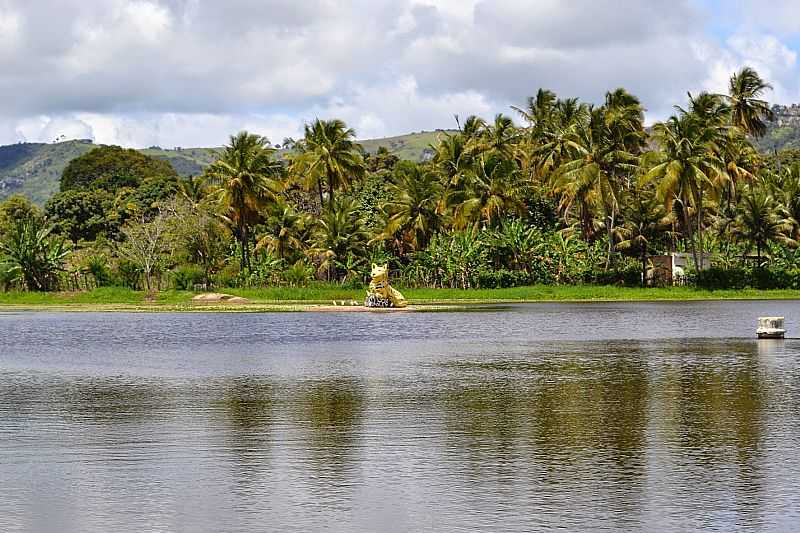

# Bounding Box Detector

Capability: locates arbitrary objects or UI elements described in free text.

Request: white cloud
[0,0,798,146]
[311,76,495,139]
[0,5,22,53]
[732,1,800,35]
[699,33,798,106]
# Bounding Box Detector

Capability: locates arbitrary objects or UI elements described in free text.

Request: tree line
[1,66,799,292]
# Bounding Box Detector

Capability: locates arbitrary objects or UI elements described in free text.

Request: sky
[1,0,799,148]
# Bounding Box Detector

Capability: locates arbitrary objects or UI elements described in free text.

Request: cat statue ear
[372,263,377,270]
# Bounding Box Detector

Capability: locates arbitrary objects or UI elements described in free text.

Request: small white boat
[757,317,786,339]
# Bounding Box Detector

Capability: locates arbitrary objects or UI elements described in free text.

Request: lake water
[1,301,800,532]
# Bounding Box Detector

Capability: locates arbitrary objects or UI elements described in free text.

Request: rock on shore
[191,293,249,304]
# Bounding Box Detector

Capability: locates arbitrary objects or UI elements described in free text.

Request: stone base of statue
[364,294,393,308]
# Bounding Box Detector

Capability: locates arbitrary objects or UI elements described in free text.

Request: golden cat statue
[365,263,407,308]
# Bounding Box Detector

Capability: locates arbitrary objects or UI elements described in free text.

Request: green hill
[139,146,224,178]
[359,130,446,161]
[0,140,96,204]
[753,105,800,153]
[0,131,449,205]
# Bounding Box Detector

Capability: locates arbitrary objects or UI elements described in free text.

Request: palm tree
[431,132,473,187]
[312,198,369,281]
[553,168,600,242]
[513,89,559,178]
[645,109,723,269]
[732,187,795,262]
[178,175,208,206]
[458,115,487,141]
[290,119,365,210]
[555,93,643,267]
[378,164,444,255]
[716,132,758,208]
[615,190,672,285]
[206,131,283,271]
[604,88,646,142]
[774,163,800,241]
[480,114,520,159]
[688,91,731,128]
[512,88,557,139]
[725,67,775,138]
[452,155,527,229]
[530,98,589,181]
[255,202,312,262]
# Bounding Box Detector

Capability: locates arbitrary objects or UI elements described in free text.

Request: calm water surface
[1,301,800,532]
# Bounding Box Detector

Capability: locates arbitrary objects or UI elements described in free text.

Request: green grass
[359,130,452,161]
[226,284,800,304]
[224,286,366,302]
[1,284,799,311]
[0,287,197,306]
[399,285,800,302]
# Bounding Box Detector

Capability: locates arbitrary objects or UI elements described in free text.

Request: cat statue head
[370,263,388,282]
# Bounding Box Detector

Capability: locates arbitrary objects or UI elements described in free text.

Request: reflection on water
[1,303,800,532]
[299,378,365,461]
[219,377,273,432]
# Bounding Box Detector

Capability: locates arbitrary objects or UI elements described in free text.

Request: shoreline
[2,286,800,312]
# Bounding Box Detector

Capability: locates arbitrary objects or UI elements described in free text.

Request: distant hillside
[359,130,445,161]
[755,105,800,153]
[139,146,224,177]
[0,130,449,205]
[0,140,95,204]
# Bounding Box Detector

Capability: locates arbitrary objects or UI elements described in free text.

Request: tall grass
[1,284,800,308]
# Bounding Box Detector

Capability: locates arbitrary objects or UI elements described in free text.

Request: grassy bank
[0,285,799,311]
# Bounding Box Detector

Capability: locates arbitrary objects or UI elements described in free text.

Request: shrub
[0,260,18,291]
[476,268,531,288]
[238,254,283,287]
[172,264,205,290]
[83,254,113,287]
[282,259,315,287]
[0,218,70,291]
[692,266,800,290]
[115,259,141,289]
[590,259,642,286]
[214,263,240,288]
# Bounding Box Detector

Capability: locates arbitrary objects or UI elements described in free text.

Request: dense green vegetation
[1,66,799,300]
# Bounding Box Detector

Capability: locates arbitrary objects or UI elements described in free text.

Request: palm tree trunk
[579,202,592,241]
[641,252,647,288]
[605,208,616,269]
[240,224,249,272]
[685,207,698,271]
[697,186,704,271]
